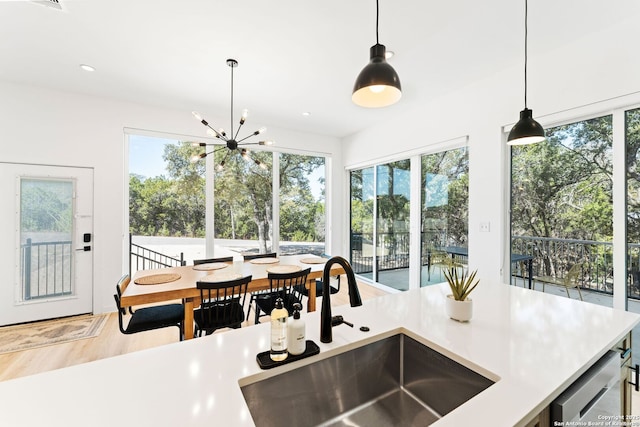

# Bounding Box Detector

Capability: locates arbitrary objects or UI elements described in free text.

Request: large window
[128,134,327,263]
[421,148,469,286]
[510,115,613,298]
[349,145,468,291]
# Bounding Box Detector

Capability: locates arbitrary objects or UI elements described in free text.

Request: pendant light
[507,0,545,145]
[352,0,401,108]
[192,59,273,170]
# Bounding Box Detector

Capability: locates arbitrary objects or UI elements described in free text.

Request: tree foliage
[511,115,613,242]
[129,141,325,251]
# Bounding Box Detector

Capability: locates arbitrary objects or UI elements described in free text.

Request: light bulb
[259,140,273,146]
[369,85,385,93]
[206,128,217,137]
[192,111,202,121]
[190,154,203,163]
[259,162,268,170]
[258,127,267,134]
[240,109,249,124]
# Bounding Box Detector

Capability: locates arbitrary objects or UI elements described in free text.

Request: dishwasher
[551,350,621,423]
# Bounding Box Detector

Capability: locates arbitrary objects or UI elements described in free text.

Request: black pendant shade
[507,108,546,145]
[352,43,402,108]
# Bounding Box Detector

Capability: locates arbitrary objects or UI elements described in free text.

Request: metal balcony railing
[350,231,638,300]
[129,234,185,275]
[21,238,72,300]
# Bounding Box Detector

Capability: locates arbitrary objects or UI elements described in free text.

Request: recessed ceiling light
[302,112,311,117]
[79,64,96,72]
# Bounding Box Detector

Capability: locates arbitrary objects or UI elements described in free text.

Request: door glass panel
[511,115,613,300]
[421,148,469,286]
[20,178,73,300]
[626,107,640,367]
[350,168,374,280]
[376,160,411,290]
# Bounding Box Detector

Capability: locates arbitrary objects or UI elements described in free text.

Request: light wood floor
[0,278,389,382]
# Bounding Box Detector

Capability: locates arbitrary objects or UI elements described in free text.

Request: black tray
[256,340,320,369]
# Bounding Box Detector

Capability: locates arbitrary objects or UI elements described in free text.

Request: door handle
[75,246,91,252]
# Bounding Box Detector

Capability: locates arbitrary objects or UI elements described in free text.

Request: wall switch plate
[479,222,490,232]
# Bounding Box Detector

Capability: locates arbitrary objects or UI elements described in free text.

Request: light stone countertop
[0,281,637,426]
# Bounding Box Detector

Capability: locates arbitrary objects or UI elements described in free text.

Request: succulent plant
[444,266,479,301]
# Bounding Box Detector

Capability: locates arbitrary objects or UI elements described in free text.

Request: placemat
[134,273,181,285]
[192,262,229,271]
[266,265,302,274]
[200,272,242,282]
[249,257,279,264]
[300,257,326,264]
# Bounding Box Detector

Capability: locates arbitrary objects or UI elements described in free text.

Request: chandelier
[191,59,273,170]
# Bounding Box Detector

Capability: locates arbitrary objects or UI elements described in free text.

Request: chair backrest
[564,263,583,288]
[196,275,252,329]
[268,268,311,305]
[113,274,131,332]
[243,252,277,260]
[193,256,233,265]
[114,274,131,311]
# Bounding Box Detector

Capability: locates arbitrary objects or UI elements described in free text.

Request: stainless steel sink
[240,333,495,427]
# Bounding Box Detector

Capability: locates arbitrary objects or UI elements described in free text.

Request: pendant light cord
[524,0,528,109]
[375,0,379,44]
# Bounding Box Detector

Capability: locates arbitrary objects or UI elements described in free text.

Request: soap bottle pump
[288,303,306,356]
[270,297,288,361]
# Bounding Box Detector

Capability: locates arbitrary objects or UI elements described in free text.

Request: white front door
[0,163,94,326]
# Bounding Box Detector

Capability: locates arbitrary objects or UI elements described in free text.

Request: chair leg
[246,296,253,321]
[565,286,571,299]
[576,286,583,301]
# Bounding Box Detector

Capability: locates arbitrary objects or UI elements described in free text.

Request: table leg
[307,279,316,312]
[528,260,533,290]
[183,298,195,340]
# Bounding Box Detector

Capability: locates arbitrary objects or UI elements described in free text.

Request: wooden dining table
[123,253,343,339]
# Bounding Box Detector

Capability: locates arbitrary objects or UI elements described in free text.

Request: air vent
[31,0,62,10]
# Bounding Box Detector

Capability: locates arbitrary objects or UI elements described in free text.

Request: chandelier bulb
[259,140,273,146]
[240,109,249,124]
[192,111,202,121]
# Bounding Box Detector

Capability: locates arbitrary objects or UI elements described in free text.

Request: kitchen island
[0,281,637,426]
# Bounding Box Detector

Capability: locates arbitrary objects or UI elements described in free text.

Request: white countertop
[0,282,638,426]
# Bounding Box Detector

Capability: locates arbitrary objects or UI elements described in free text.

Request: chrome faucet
[320,256,362,343]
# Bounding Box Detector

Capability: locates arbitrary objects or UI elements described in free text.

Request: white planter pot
[445,295,473,322]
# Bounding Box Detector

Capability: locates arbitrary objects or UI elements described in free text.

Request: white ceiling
[0,0,635,138]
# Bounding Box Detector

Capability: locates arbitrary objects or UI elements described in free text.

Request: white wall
[0,81,341,314]
[342,14,640,286]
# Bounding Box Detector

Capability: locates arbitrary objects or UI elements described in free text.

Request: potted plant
[443,266,479,322]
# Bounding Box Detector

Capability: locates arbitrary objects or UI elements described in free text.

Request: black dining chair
[254,268,310,324]
[244,252,278,320]
[295,275,341,300]
[293,254,340,300]
[242,252,277,261]
[193,256,233,265]
[193,275,252,337]
[113,274,184,341]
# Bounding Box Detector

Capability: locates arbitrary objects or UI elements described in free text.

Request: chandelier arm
[234,121,245,141]
[214,146,228,153]
[204,123,228,141]
[236,133,260,144]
